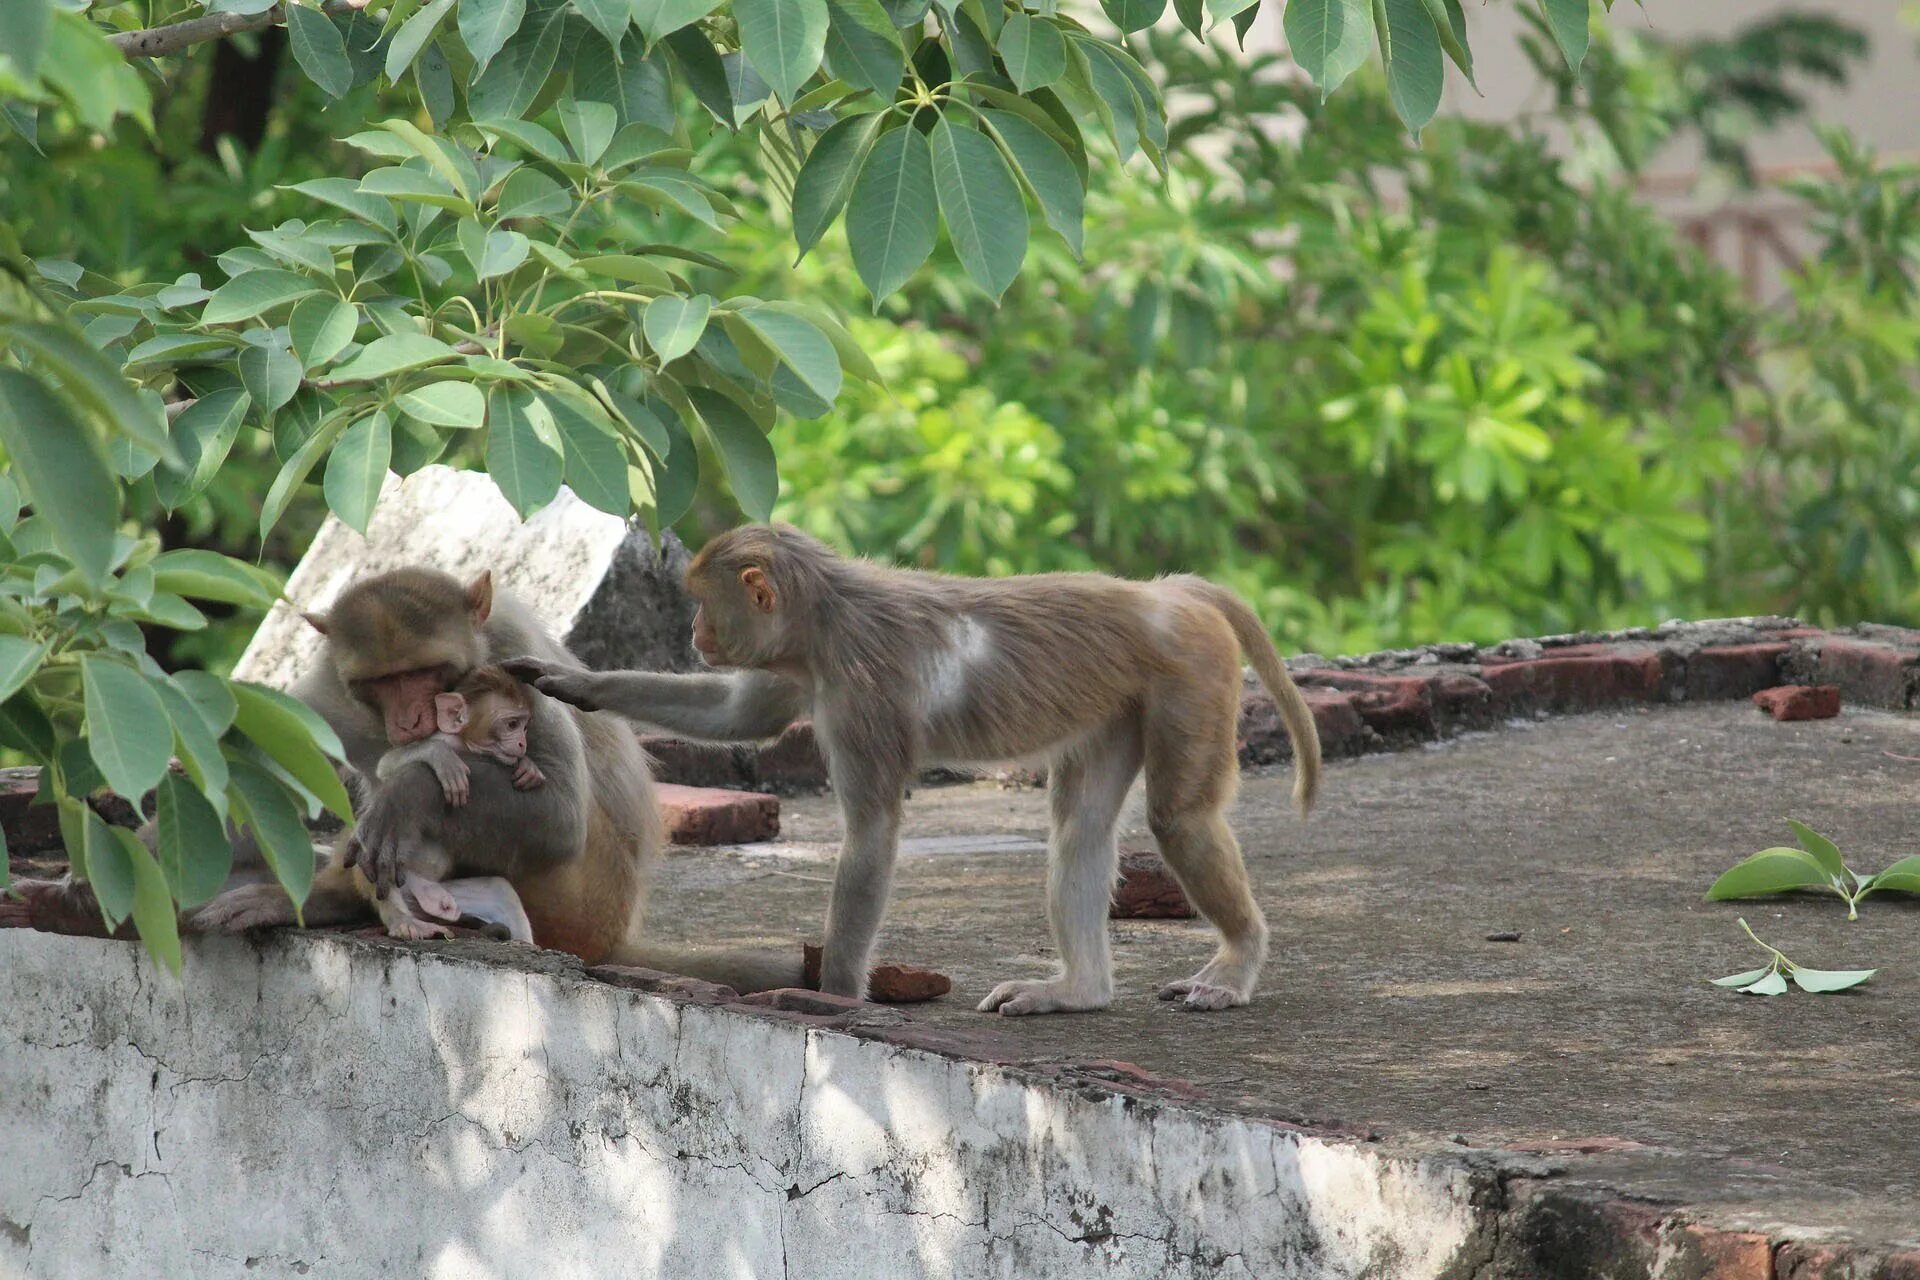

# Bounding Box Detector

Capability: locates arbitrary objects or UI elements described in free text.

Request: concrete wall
[0,930,1480,1280]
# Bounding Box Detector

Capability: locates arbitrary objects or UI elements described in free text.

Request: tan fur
[515,524,1321,1014]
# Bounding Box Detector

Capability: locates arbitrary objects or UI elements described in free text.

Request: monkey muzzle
[362,668,459,745]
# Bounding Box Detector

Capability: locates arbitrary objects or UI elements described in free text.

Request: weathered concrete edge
[5,929,1915,1280]
[649,617,1915,792]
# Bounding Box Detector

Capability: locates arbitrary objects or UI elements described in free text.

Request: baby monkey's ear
[434,692,470,736]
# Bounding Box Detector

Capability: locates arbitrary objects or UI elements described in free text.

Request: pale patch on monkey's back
[920,614,994,719]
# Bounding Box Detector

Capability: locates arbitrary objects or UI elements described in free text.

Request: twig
[110,2,359,61]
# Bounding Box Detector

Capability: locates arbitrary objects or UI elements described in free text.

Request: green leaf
[791,112,886,255]
[497,168,573,220]
[386,0,456,81]
[847,122,938,307]
[557,98,619,165]
[150,550,280,609]
[1785,819,1849,885]
[0,636,48,705]
[736,0,829,104]
[1741,969,1789,996]
[156,387,251,512]
[538,388,629,515]
[202,270,325,325]
[286,4,353,98]
[1,321,175,463]
[664,26,734,125]
[81,655,174,801]
[650,400,699,526]
[0,0,51,80]
[323,411,393,534]
[84,807,135,927]
[460,0,527,72]
[644,293,713,363]
[231,682,354,824]
[287,178,399,233]
[358,165,473,214]
[1205,0,1259,19]
[1863,855,1920,896]
[154,772,232,910]
[687,387,777,520]
[486,386,565,516]
[571,0,631,47]
[1710,967,1772,989]
[604,386,671,459]
[740,307,842,403]
[1791,966,1875,993]
[1419,0,1473,86]
[1374,0,1443,134]
[1538,0,1589,72]
[124,334,237,366]
[227,759,316,915]
[980,109,1083,259]
[575,32,675,132]
[468,4,566,119]
[1706,848,1835,901]
[824,0,905,97]
[632,0,723,43]
[328,332,460,382]
[1101,0,1165,32]
[240,343,304,414]
[174,671,240,739]
[396,381,486,428]
[999,11,1066,93]
[288,296,358,372]
[151,678,229,817]
[457,219,532,280]
[1286,0,1373,98]
[116,826,181,975]
[260,410,351,540]
[0,368,119,584]
[930,115,1026,303]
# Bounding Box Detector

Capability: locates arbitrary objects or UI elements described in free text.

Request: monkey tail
[604,942,808,994]
[1190,582,1322,816]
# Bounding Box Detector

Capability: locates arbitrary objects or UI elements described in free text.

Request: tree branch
[111,2,358,60]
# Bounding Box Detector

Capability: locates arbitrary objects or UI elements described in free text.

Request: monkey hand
[342,789,426,900]
[499,656,602,711]
[430,752,471,807]
[512,756,546,790]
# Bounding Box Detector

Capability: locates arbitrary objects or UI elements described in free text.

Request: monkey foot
[1158,976,1251,1012]
[405,877,460,923]
[385,916,454,941]
[976,977,1111,1017]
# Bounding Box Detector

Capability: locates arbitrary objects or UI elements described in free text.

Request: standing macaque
[358,665,548,940]
[506,524,1322,1015]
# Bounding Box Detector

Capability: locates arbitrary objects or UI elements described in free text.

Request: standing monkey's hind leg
[978,724,1142,1017]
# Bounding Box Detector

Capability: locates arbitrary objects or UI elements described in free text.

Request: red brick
[803,944,953,1003]
[1109,848,1195,919]
[755,719,828,790]
[1298,671,1436,737]
[586,964,739,1004]
[1479,645,1666,710]
[737,986,871,1016]
[1065,1059,1203,1100]
[1504,1136,1649,1155]
[1752,684,1841,722]
[1688,643,1791,701]
[1814,638,1919,709]
[656,783,780,845]
[1876,1249,1920,1279]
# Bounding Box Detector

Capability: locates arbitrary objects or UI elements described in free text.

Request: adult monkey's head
[303,567,493,745]
[684,524,834,670]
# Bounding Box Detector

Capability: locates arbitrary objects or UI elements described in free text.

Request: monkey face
[688,565,782,669]
[490,710,530,759]
[360,668,461,745]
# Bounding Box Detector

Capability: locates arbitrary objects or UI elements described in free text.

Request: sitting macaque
[362,666,546,940]
[506,524,1322,1016]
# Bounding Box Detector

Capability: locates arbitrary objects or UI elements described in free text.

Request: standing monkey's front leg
[816,755,911,999]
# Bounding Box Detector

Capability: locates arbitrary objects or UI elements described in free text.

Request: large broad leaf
[385,0,456,82]
[154,772,233,911]
[81,654,174,801]
[664,26,735,126]
[226,759,315,914]
[824,0,904,97]
[1785,819,1850,886]
[239,343,303,414]
[323,411,392,535]
[1705,848,1835,901]
[0,369,119,584]
[0,1,50,80]
[1710,967,1772,989]
[83,807,135,927]
[468,2,566,121]
[396,381,486,428]
[1100,0,1165,32]
[1419,0,1473,87]
[460,0,527,73]
[1791,966,1875,993]
[287,178,399,233]
[202,270,325,324]
[538,388,630,516]
[846,123,937,307]
[173,670,240,739]
[632,0,723,43]
[327,332,460,382]
[1205,0,1259,19]
[156,387,251,511]
[0,636,49,706]
[1,321,175,463]
[740,307,842,403]
[486,386,565,517]
[120,825,182,976]
[574,31,675,132]
[792,112,887,255]
[735,0,829,104]
[286,4,353,97]
[1740,969,1789,996]
[230,682,354,824]
[999,11,1066,93]
[686,387,777,521]
[980,109,1083,259]
[644,294,713,363]
[571,0,631,47]
[1286,0,1373,99]
[1864,855,1920,896]
[288,296,358,371]
[151,676,229,816]
[1373,0,1443,134]
[261,410,351,540]
[458,219,532,280]
[1539,0,1588,72]
[150,550,279,609]
[930,115,1026,303]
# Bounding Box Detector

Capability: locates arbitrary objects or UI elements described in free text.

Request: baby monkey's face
[433,691,531,763]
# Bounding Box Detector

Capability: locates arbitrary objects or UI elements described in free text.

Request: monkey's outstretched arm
[502,658,805,743]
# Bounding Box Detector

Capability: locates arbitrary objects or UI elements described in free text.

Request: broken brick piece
[1110,848,1195,920]
[737,987,870,1016]
[1752,684,1841,722]
[803,943,952,1003]
[655,783,780,845]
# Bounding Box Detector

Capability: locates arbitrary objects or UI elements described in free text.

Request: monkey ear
[301,611,330,636]
[434,693,469,736]
[739,567,778,612]
[466,570,494,626]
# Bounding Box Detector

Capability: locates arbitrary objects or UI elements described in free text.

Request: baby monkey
[364,666,545,940]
